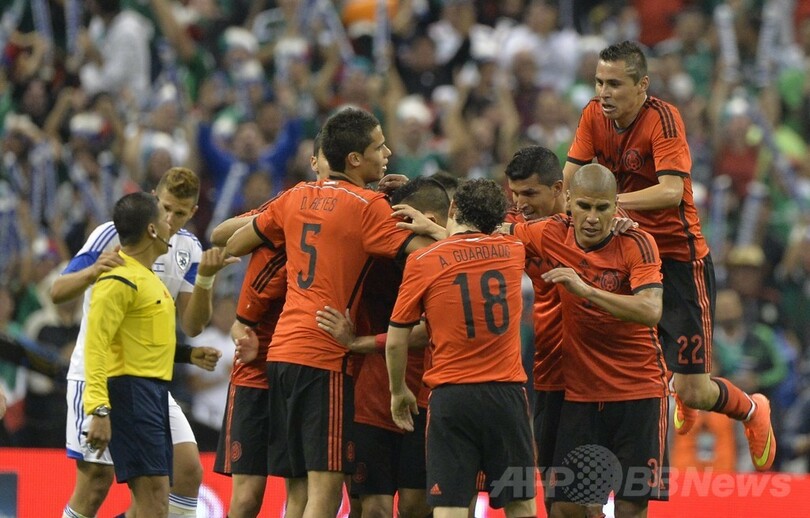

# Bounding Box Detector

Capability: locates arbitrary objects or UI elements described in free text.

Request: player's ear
[551,180,563,196]
[638,75,650,94]
[348,151,362,167]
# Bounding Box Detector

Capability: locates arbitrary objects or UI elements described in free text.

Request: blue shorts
[108,376,172,484]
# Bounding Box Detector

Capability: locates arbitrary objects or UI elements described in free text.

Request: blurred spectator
[0,285,26,443]
[18,290,80,447]
[386,95,447,179]
[78,0,154,109]
[713,288,788,403]
[501,0,580,94]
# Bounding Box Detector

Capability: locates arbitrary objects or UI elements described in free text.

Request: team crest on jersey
[599,270,621,292]
[622,149,643,172]
[175,250,190,271]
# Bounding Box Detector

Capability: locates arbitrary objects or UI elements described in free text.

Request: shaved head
[569,164,617,198]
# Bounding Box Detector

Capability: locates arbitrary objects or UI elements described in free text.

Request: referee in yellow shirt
[84,192,177,518]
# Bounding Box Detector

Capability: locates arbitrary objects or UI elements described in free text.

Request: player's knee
[614,499,646,518]
[397,492,431,518]
[172,443,203,494]
[673,377,715,410]
[77,461,115,501]
[230,490,263,517]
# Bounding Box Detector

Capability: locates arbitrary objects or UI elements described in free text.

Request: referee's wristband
[195,274,215,290]
[374,333,387,352]
[175,344,194,364]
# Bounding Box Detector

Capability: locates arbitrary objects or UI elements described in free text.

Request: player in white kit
[53,168,236,518]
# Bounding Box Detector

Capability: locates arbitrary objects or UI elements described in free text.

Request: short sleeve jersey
[506,210,564,391]
[233,244,287,388]
[66,222,202,381]
[567,96,708,262]
[390,232,527,388]
[512,216,668,402]
[253,179,415,372]
[84,252,176,414]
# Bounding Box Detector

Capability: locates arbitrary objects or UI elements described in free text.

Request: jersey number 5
[453,270,510,339]
[298,223,321,289]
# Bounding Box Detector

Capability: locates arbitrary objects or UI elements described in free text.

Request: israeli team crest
[175,250,191,271]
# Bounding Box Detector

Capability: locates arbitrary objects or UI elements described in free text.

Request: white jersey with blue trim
[65,221,203,381]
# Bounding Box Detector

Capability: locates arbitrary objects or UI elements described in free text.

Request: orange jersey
[233,245,287,388]
[512,216,668,402]
[353,258,428,432]
[506,210,564,391]
[253,179,415,372]
[390,232,527,388]
[567,96,709,261]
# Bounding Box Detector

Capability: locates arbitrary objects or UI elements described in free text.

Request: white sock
[63,505,93,518]
[168,493,198,517]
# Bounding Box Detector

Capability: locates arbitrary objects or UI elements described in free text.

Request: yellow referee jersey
[84,251,176,415]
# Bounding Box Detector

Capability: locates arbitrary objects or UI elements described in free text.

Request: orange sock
[710,377,754,421]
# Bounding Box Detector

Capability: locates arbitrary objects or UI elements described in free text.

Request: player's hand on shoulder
[92,245,124,279]
[611,216,639,235]
[190,346,222,371]
[316,306,356,348]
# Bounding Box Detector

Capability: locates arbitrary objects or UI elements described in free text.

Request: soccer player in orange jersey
[512,164,668,517]
[316,176,455,518]
[562,41,775,472]
[225,108,434,518]
[387,179,536,518]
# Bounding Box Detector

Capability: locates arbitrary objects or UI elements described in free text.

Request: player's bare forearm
[50,269,96,304]
[385,325,412,395]
[616,176,684,211]
[226,223,264,257]
[584,287,662,327]
[543,268,662,327]
[51,247,124,303]
[177,290,210,337]
[210,214,257,246]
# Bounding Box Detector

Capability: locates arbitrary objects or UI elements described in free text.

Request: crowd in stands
[2,0,810,473]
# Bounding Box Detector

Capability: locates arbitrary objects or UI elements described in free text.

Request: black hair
[504,145,562,185]
[312,131,322,156]
[453,179,508,235]
[320,107,380,173]
[599,41,648,84]
[113,192,159,246]
[389,177,451,221]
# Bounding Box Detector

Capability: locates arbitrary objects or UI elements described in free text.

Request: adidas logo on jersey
[430,483,442,496]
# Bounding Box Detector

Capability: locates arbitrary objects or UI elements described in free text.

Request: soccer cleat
[744,393,776,472]
[673,394,697,435]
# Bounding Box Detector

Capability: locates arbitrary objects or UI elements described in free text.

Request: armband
[175,344,194,364]
[375,333,387,352]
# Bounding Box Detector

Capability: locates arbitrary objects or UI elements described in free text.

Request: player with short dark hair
[225,107,434,517]
[83,192,176,518]
[387,178,536,518]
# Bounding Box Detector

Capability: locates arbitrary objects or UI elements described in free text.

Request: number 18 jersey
[389,232,527,388]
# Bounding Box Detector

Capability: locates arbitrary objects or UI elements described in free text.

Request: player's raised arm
[226,220,265,257]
